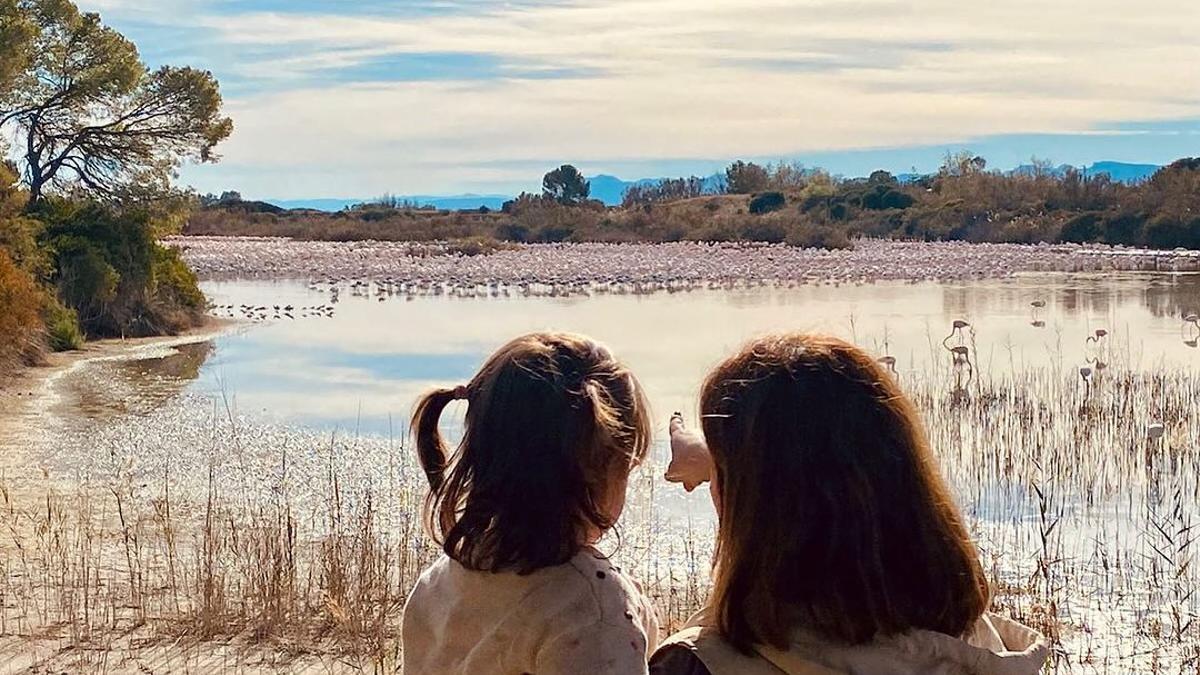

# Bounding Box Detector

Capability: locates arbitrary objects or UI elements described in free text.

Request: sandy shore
[0,317,238,472]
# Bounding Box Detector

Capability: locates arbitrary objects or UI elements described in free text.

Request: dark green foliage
[748,192,786,214]
[1101,212,1145,246]
[542,165,590,206]
[725,161,770,194]
[861,185,915,210]
[1142,216,1200,250]
[43,297,82,351]
[867,170,898,186]
[39,200,204,338]
[1060,213,1103,243]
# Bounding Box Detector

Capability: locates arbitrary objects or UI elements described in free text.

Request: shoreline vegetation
[187,157,1200,252]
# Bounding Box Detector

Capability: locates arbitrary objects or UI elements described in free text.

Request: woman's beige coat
[660,610,1048,675]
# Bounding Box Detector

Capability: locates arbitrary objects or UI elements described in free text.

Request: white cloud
[167,0,1200,195]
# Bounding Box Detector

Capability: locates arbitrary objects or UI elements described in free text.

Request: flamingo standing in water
[950,346,973,381]
[1183,313,1199,347]
[1029,300,1046,327]
[1078,365,1095,400]
[943,319,970,350]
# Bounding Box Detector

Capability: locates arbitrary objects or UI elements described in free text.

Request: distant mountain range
[1010,161,1160,182]
[271,194,511,212]
[265,161,1162,212]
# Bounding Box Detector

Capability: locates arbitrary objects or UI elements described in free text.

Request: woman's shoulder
[650,644,712,675]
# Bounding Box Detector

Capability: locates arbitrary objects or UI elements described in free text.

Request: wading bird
[943,319,970,351]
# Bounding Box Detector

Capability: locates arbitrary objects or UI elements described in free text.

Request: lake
[194,272,1200,435]
[18,265,1200,670]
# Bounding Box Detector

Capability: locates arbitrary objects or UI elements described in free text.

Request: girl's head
[413,332,651,574]
[700,333,989,651]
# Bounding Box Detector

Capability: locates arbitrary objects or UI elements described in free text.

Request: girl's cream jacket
[402,548,659,675]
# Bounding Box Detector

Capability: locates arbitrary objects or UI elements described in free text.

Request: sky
[76,0,1200,200]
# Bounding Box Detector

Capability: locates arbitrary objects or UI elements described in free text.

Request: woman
[654,333,1047,675]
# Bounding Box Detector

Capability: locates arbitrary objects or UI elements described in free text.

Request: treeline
[192,154,1200,250]
[0,0,230,373]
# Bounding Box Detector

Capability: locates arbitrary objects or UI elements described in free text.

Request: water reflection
[55,341,214,429]
[194,274,1200,435]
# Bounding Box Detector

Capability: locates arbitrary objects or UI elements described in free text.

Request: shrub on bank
[748,191,786,214]
[0,249,46,369]
[44,298,83,351]
[40,201,206,339]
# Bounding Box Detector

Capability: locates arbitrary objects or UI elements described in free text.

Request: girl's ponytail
[413,387,458,491]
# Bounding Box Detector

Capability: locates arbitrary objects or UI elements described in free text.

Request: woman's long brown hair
[412,332,651,574]
[700,333,990,651]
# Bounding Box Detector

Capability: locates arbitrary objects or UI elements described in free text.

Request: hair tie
[452,385,469,400]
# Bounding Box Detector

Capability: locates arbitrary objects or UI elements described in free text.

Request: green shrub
[1144,216,1200,250]
[39,200,206,338]
[748,191,786,214]
[1060,212,1103,243]
[1102,212,1146,246]
[44,298,82,351]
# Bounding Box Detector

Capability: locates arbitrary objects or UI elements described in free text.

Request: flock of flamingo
[175,237,1200,299]
[873,308,1199,403]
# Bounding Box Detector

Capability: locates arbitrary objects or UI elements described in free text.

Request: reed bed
[1,345,1198,672]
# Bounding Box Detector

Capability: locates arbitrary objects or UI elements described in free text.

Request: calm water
[195,272,1200,435]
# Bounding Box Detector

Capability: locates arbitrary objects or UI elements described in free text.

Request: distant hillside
[587,173,725,205]
[270,194,510,212]
[587,175,661,205]
[1086,161,1159,183]
[1011,161,1159,183]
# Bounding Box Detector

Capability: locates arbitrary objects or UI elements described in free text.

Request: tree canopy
[725,160,770,194]
[0,0,232,208]
[542,164,590,206]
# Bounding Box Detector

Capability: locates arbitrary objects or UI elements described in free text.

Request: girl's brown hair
[413,331,651,574]
[700,333,989,651]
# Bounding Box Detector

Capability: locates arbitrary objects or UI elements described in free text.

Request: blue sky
[78,0,1200,199]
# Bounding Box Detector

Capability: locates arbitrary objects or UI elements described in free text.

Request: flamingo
[943,320,970,351]
[949,345,973,387]
[1183,313,1199,343]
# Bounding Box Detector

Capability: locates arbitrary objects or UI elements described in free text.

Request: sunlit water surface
[196,272,1200,433]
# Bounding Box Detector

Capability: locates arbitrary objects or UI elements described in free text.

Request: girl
[402,332,659,675]
[655,333,1047,675]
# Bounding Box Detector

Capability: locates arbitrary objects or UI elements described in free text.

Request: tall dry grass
[2,337,1199,672]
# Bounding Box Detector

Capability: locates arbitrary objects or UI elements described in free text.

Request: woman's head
[700,333,989,651]
[413,332,651,574]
